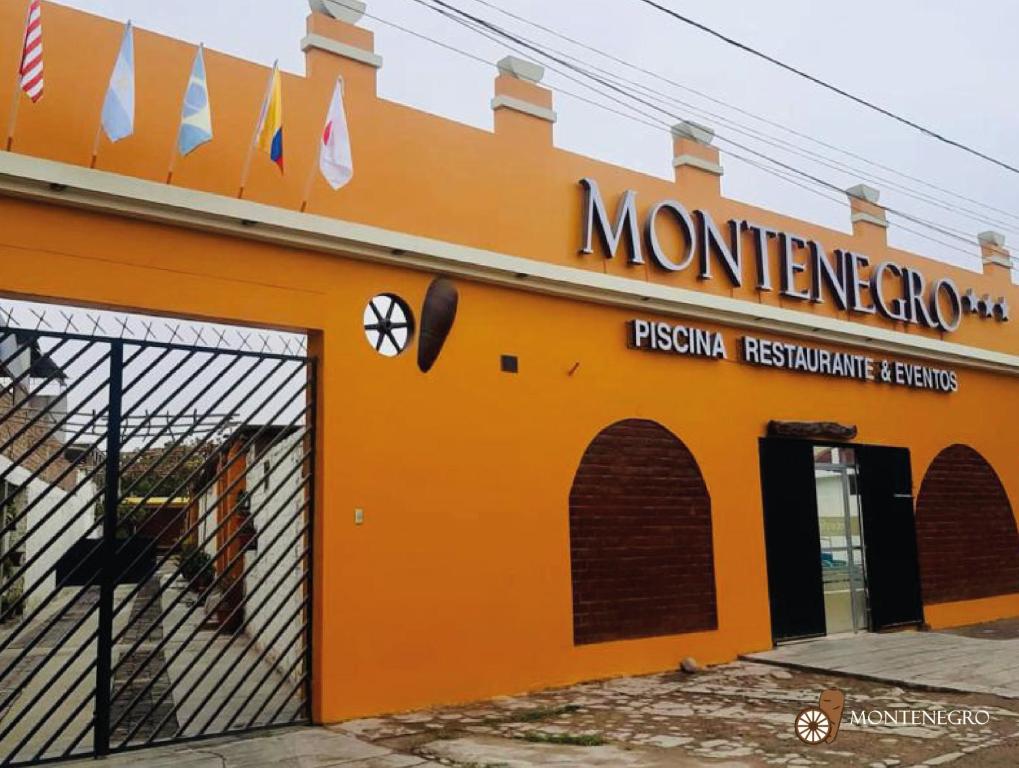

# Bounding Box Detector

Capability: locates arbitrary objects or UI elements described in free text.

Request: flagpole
[5,1,32,152]
[300,77,344,213]
[166,48,185,185]
[236,129,257,199]
[89,122,103,169]
[4,83,20,153]
[299,161,317,213]
[166,147,178,184]
[238,60,276,200]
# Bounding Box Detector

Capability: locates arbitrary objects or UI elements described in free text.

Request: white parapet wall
[242,434,307,681]
[197,485,220,562]
[0,454,97,615]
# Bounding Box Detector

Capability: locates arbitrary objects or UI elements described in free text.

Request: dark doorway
[855,445,924,631]
[759,439,825,642]
[759,438,923,644]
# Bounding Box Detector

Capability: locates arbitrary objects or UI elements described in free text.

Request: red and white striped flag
[19,0,44,103]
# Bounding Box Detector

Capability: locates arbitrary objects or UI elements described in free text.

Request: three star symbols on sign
[962,289,1009,322]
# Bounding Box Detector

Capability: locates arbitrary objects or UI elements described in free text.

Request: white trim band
[672,154,723,176]
[851,211,889,229]
[300,34,383,68]
[0,151,1017,377]
[490,95,557,123]
[983,254,1012,269]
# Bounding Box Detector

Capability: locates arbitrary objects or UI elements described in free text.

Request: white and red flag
[319,79,352,190]
[18,0,44,103]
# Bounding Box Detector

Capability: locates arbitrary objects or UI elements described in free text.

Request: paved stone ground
[335,660,1019,767]
[0,566,304,762]
[745,630,1019,699]
[62,726,441,768]
[54,656,1019,767]
[0,583,137,762]
[110,576,180,744]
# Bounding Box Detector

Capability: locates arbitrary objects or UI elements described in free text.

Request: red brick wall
[569,419,717,645]
[915,444,1019,604]
[0,391,75,492]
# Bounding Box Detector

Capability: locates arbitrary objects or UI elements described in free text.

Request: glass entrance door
[813,446,869,634]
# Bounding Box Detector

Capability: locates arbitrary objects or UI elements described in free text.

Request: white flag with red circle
[319,79,353,190]
[19,0,44,103]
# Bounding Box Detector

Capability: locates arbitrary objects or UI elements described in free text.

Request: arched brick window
[569,419,717,645]
[916,445,1019,604]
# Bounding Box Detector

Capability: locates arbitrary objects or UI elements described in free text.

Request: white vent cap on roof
[846,184,881,204]
[497,56,545,84]
[309,0,366,24]
[671,120,715,146]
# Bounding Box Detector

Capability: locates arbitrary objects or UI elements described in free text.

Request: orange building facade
[0,0,1018,726]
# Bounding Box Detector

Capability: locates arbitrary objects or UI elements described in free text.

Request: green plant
[516,704,581,722]
[517,732,604,747]
[178,542,213,584]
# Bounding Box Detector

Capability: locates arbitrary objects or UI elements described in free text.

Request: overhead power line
[417,0,1006,262]
[337,0,1004,265]
[452,0,1019,237]
[461,0,1019,231]
[632,0,1019,177]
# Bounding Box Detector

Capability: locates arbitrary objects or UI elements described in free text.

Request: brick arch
[916,444,1019,604]
[569,418,717,645]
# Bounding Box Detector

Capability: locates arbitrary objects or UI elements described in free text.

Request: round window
[363,293,414,357]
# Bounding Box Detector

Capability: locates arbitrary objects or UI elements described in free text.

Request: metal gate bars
[0,324,315,766]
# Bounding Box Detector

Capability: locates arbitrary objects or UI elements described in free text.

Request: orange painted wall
[0,0,1016,723]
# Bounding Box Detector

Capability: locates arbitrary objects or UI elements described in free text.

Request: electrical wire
[335,0,1003,265]
[417,0,1007,262]
[456,0,1019,235]
[631,0,1019,177]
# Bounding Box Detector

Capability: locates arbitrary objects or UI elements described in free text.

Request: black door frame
[759,437,925,645]
[759,437,826,643]
[854,444,926,632]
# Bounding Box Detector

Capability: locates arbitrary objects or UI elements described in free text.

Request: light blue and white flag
[178,45,212,156]
[101,21,135,143]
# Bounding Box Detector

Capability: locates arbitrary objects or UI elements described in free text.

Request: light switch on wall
[354,508,364,525]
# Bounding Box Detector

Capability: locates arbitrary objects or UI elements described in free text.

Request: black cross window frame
[363,293,415,357]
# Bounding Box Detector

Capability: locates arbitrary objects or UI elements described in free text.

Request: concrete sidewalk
[62,727,439,768]
[744,630,1019,699]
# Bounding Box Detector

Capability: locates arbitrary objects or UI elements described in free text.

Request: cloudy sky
[51,0,1019,275]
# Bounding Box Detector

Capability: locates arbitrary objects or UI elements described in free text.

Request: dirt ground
[335,661,1019,767]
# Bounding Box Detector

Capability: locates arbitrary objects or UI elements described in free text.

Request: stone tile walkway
[745,630,1019,699]
[336,660,1019,767]
[0,566,304,763]
[62,727,439,768]
[53,655,1019,767]
[0,583,139,761]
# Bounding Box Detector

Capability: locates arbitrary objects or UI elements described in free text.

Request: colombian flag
[256,63,284,171]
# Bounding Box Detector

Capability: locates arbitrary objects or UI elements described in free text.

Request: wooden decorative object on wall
[767,420,858,441]
[417,278,459,373]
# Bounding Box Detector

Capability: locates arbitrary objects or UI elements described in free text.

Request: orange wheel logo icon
[793,688,845,745]
[794,707,831,744]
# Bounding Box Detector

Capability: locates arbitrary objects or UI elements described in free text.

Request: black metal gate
[0,314,315,765]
